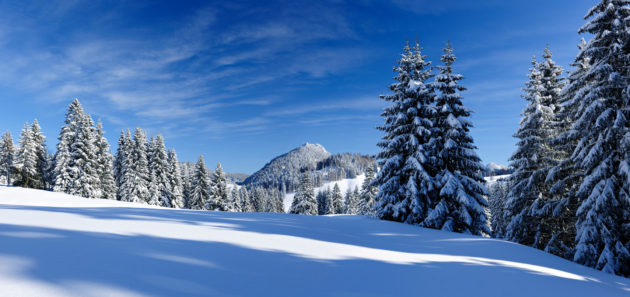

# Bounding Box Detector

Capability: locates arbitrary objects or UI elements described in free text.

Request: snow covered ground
[283,175,365,211]
[0,186,629,297]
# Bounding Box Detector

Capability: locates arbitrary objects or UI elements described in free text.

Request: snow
[1,186,630,297]
[283,174,366,212]
[484,174,510,186]
[487,162,508,171]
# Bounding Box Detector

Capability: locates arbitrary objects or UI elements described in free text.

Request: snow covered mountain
[482,162,513,177]
[1,186,629,297]
[241,143,330,191]
[241,143,376,193]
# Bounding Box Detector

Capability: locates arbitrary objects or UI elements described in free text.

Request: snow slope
[0,186,629,297]
[283,175,365,211]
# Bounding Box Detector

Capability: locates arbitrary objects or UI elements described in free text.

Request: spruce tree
[570,0,630,276]
[290,173,317,215]
[31,119,48,189]
[94,120,116,199]
[374,41,437,225]
[149,134,171,207]
[505,56,555,245]
[230,187,242,212]
[14,122,37,188]
[239,187,253,212]
[207,162,229,211]
[424,44,489,235]
[345,187,359,214]
[488,180,510,238]
[167,149,185,208]
[331,183,344,214]
[53,99,85,193]
[116,130,133,201]
[359,167,378,215]
[121,128,151,203]
[0,131,14,185]
[189,155,211,210]
[545,39,590,258]
[73,114,102,198]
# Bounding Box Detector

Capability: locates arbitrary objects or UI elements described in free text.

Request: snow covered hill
[1,186,629,297]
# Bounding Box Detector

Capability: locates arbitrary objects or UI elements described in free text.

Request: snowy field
[0,186,629,297]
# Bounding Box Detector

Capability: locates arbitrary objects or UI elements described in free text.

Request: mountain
[241,143,377,192]
[482,162,513,177]
[241,143,331,191]
[1,186,629,297]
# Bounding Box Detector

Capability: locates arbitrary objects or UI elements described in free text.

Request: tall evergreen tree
[239,187,253,212]
[569,0,630,276]
[31,119,48,189]
[73,114,102,198]
[424,44,489,235]
[167,149,185,208]
[290,173,317,215]
[345,186,360,214]
[546,39,590,258]
[505,56,556,245]
[14,122,37,188]
[53,99,85,193]
[374,41,437,225]
[121,128,151,203]
[149,134,171,207]
[230,187,242,212]
[207,162,229,211]
[189,155,211,210]
[94,120,116,199]
[116,130,133,201]
[0,130,14,185]
[488,180,510,238]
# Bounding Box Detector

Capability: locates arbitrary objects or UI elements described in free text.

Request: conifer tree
[149,134,171,207]
[375,41,437,224]
[167,149,185,208]
[505,56,555,245]
[14,122,37,188]
[148,172,160,206]
[116,130,133,201]
[290,173,317,215]
[121,128,151,203]
[359,166,378,215]
[424,43,489,235]
[323,188,334,215]
[331,183,344,214]
[207,162,229,211]
[53,99,85,193]
[545,39,590,258]
[0,131,14,185]
[488,180,510,238]
[230,187,242,212]
[189,155,211,210]
[94,120,116,199]
[344,187,359,214]
[239,187,253,212]
[31,119,48,189]
[569,0,630,276]
[73,114,102,198]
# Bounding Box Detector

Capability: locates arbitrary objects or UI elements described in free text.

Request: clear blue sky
[0,0,596,173]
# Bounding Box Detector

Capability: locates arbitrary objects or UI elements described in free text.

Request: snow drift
[0,186,629,297]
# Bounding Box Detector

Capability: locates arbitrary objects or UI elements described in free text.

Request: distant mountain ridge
[241,143,331,191]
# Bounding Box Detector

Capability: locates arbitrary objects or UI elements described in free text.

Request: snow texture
[0,186,629,297]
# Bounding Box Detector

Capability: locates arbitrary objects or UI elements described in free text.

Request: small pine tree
[167,149,185,208]
[189,155,211,210]
[0,131,15,185]
[14,122,38,188]
[359,167,378,215]
[94,120,117,199]
[331,183,344,214]
[31,119,48,189]
[207,162,229,211]
[345,186,360,214]
[290,173,317,215]
[488,180,510,238]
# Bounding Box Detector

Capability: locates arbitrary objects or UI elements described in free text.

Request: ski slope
[0,186,629,297]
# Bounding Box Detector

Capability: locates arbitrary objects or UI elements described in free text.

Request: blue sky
[0,0,596,173]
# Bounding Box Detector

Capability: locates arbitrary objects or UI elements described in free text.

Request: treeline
[0,99,285,213]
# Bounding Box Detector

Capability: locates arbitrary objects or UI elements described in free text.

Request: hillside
[1,187,629,297]
[241,143,331,191]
